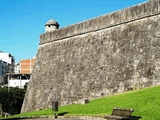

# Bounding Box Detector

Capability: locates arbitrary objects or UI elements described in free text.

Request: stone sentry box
[21,0,160,113]
[45,19,59,32]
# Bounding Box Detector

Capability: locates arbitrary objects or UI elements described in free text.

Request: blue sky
[0,0,147,63]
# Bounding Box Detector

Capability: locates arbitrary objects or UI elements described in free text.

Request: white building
[0,60,7,75]
[0,51,15,85]
[14,63,20,74]
[0,52,15,65]
[7,73,30,89]
[9,79,29,89]
[0,60,7,84]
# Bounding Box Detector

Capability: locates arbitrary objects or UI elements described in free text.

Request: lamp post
[7,74,9,92]
[7,73,10,114]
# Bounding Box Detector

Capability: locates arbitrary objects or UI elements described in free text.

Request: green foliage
[0,103,2,116]
[0,87,26,115]
[3,86,160,120]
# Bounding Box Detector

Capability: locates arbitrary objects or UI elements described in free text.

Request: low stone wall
[4,116,105,120]
[18,116,106,120]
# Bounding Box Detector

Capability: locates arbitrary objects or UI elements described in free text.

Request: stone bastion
[21,0,160,113]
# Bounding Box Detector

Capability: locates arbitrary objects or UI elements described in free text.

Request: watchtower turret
[45,19,59,32]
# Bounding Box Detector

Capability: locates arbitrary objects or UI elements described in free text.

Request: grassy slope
[4,86,160,120]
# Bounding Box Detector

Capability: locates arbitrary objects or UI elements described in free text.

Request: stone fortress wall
[21,0,160,113]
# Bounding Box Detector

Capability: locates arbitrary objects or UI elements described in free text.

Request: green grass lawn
[2,86,160,120]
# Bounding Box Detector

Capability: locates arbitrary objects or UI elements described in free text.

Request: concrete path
[18,116,105,120]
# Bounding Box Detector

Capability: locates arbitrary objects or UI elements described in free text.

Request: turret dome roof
[45,19,59,26]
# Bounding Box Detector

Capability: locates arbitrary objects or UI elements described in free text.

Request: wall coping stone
[40,0,160,45]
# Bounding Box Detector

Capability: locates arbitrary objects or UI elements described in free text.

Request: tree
[0,86,26,115]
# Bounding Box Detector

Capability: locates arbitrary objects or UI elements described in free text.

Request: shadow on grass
[58,112,68,116]
[130,116,142,120]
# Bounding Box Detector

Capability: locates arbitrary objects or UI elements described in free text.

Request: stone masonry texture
[21,0,160,113]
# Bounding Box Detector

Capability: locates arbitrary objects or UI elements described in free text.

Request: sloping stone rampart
[21,0,160,113]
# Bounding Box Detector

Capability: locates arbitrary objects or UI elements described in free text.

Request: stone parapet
[40,0,160,45]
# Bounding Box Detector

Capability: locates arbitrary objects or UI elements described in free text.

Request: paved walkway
[16,116,106,120]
